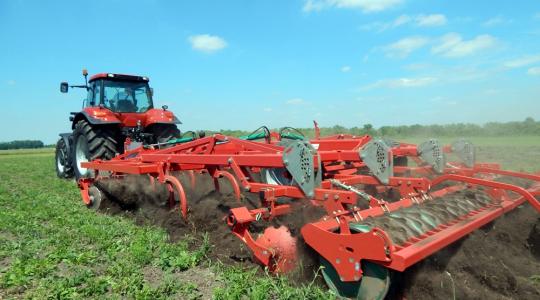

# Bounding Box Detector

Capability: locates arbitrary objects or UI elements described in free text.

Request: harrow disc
[320,223,390,300]
[255,226,297,273]
[261,168,294,186]
[87,185,103,210]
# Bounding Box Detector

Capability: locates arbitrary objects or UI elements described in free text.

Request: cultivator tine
[212,169,241,202]
[164,175,188,218]
[75,125,540,299]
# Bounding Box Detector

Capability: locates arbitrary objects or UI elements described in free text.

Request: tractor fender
[144,108,182,126]
[71,109,121,129]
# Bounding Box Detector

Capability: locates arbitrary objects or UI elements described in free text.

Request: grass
[0,154,209,299]
[0,148,54,156]
[0,136,538,298]
[0,150,333,299]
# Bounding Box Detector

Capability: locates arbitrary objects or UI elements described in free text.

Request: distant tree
[0,140,44,150]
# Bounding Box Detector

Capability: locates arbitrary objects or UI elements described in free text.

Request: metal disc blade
[261,168,294,186]
[255,226,297,273]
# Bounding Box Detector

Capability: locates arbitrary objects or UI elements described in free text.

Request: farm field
[1,136,539,299]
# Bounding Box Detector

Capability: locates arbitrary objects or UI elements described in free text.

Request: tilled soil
[95,173,540,299]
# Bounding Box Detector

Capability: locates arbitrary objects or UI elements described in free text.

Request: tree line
[0,140,45,150]
[217,117,540,138]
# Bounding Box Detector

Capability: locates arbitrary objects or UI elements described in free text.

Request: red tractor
[55,70,181,179]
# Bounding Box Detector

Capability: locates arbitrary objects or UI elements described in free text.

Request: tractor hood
[78,107,180,128]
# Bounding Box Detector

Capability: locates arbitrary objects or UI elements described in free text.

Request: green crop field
[0,151,333,299]
[1,137,539,299]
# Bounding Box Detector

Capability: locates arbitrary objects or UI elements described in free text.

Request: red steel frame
[78,132,540,281]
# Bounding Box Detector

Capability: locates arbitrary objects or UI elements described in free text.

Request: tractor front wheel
[55,138,74,179]
[72,120,120,179]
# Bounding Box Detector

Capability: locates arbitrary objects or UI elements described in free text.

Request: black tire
[147,124,181,144]
[55,138,74,179]
[71,120,121,179]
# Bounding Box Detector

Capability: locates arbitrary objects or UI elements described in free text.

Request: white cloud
[384,36,429,58]
[286,98,306,105]
[188,34,227,53]
[341,65,351,72]
[303,0,403,13]
[263,107,273,112]
[482,16,510,27]
[528,67,540,76]
[360,13,446,32]
[431,33,497,57]
[6,80,16,86]
[416,14,447,27]
[503,54,540,68]
[359,14,411,32]
[363,77,437,90]
[535,13,540,20]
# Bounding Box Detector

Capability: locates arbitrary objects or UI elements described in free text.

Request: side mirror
[60,82,69,93]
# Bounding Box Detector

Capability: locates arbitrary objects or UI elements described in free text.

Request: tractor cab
[86,73,153,113]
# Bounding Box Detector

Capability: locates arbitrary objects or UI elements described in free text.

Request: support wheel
[320,257,390,300]
[55,138,73,179]
[320,224,391,299]
[72,120,120,179]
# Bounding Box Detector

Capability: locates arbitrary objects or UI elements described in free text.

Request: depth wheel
[319,224,391,300]
[320,258,390,300]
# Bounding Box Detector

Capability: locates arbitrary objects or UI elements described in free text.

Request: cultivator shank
[77,125,540,299]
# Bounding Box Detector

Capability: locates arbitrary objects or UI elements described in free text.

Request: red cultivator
[77,125,540,299]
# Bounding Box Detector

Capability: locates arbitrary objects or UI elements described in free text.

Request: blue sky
[1,0,539,144]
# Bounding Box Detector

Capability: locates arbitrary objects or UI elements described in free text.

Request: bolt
[244,185,251,192]
[336,258,341,264]
[228,158,233,164]
[334,195,339,200]
[324,194,329,200]
[283,160,289,166]
[263,250,268,256]
[349,258,354,263]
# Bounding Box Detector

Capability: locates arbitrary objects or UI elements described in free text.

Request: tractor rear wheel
[55,138,74,179]
[72,120,120,179]
[147,124,181,144]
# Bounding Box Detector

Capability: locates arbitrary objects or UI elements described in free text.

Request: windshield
[102,80,153,113]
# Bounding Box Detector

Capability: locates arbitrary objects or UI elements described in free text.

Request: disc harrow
[76,124,540,299]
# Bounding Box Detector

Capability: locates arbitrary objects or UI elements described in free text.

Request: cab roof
[89,73,150,82]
